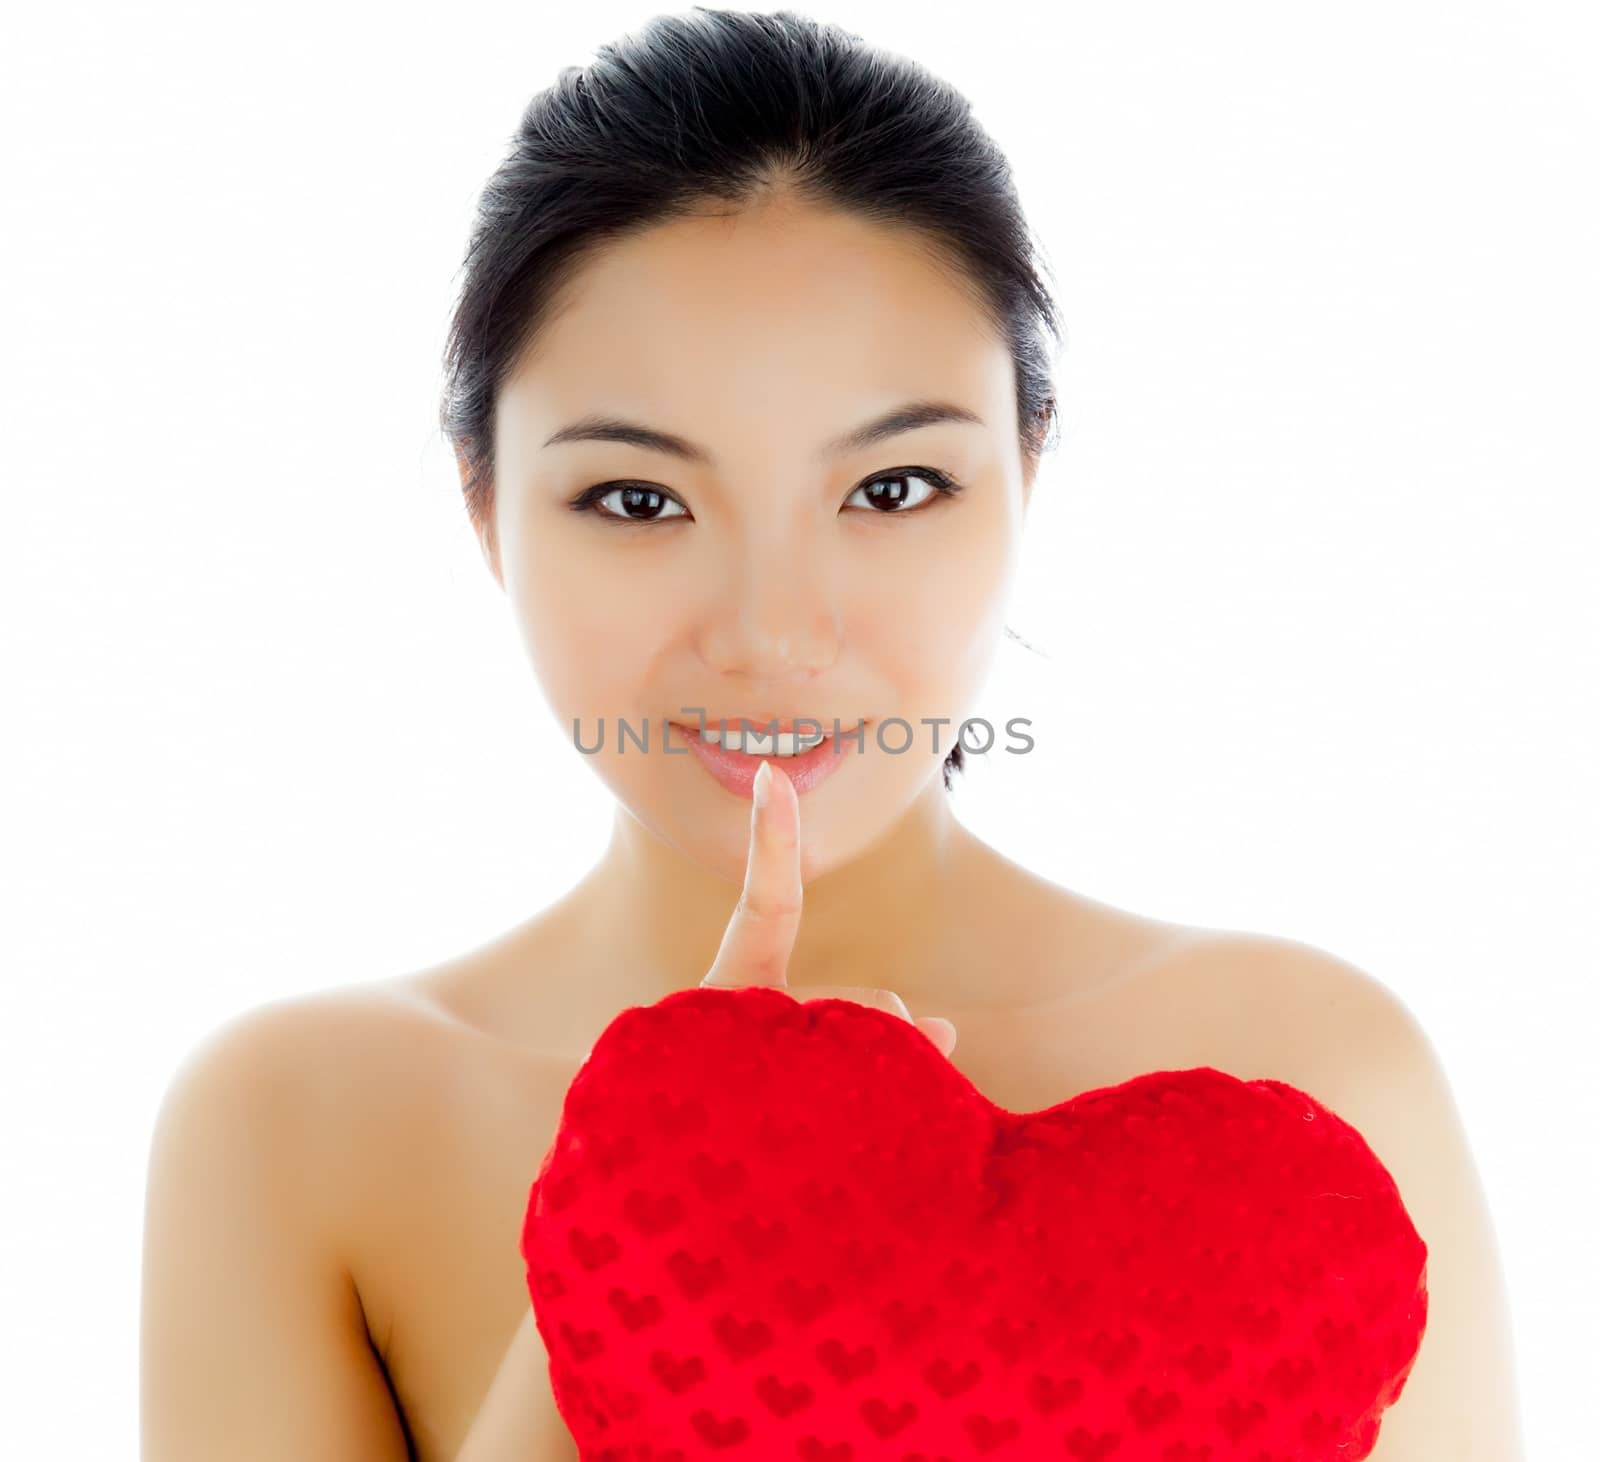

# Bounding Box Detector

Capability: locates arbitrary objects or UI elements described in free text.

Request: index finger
[700,759,801,990]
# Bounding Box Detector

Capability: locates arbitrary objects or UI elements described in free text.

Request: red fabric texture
[522,984,1428,1460]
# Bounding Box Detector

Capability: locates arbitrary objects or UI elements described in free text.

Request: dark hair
[439,6,1064,792]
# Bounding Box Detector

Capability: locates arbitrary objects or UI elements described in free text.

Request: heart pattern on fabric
[522,985,1428,1460]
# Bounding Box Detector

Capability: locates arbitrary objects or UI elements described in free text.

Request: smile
[670,720,868,799]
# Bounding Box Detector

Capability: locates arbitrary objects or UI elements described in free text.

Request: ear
[1021,399,1053,513]
[475,512,504,591]
[457,449,503,590]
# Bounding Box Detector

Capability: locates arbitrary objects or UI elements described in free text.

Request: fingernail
[753,760,772,808]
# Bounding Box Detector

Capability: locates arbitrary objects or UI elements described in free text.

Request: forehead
[498,198,1013,455]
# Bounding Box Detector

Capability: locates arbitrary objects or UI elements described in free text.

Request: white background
[2,1,1594,1455]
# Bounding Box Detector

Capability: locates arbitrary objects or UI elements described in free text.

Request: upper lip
[673,714,865,735]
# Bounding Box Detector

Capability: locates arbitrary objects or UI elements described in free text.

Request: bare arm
[454,1308,578,1462]
[141,1004,413,1461]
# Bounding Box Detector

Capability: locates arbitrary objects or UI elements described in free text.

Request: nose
[696,528,840,679]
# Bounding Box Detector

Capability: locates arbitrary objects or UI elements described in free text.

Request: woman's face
[478,194,1036,882]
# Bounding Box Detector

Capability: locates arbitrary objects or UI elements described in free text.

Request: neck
[564,771,990,1018]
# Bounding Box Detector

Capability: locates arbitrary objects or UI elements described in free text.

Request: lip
[670,720,868,799]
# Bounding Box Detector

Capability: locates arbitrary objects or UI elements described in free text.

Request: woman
[140,9,1523,1460]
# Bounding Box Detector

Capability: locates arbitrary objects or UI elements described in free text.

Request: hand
[699,758,958,1060]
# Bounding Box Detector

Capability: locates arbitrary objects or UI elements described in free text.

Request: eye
[569,483,691,524]
[843,469,964,515]
[565,467,965,525]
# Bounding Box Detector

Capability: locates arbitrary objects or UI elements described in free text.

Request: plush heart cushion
[521,984,1428,1461]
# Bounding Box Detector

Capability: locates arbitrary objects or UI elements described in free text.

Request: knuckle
[737,889,802,922]
[748,953,788,983]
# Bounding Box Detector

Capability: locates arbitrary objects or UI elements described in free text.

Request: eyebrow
[540,399,986,465]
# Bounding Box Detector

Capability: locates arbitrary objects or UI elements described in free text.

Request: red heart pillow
[522,985,1428,1460]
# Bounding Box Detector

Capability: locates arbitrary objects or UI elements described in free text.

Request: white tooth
[704,727,827,756]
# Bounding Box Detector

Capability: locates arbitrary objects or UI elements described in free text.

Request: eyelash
[565,468,967,526]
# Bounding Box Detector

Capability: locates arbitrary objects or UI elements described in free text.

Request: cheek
[503,531,668,726]
[845,514,1016,706]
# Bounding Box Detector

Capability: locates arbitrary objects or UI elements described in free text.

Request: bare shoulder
[154,980,505,1245]
[141,984,462,1461]
[1135,925,1428,1079]
[153,984,412,1158]
[162,980,459,1115]
[1143,928,1527,1460]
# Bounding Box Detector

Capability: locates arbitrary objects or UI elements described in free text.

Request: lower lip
[672,722,867,799]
